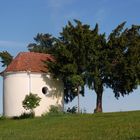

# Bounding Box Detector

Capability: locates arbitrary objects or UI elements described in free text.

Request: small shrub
[42,105,63,116]
[49,105,60,113]
[22,93,41,117]
[19,112,34,119]
[67,106,77,114]
[13,112,34,120]
[0,115,6,120]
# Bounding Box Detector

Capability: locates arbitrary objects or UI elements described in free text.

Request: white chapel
[1,52,64,117]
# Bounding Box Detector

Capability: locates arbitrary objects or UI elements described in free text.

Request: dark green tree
[107,22,140,98]
[27,20,140,114]
[0,51,13,67]
[87,22,140,113]
[47,20,91,113]
[85,24,107,113]
[27,33,57,53]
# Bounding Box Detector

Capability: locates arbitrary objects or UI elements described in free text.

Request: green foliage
[67,106,77,114]
[42,105,63,116]
[47,20,92,103]
[70,75,84,87]
[48,105,63,115]
[82,23,106,112]
[19,112,34,119]
[107,23,140,98]
[49,105,60,113]
[22,93,41,114]
[0,51,13,67]
[13,112,34,119]
[27,20,140,113]
[27,33,57,53]
[0,115,6,120]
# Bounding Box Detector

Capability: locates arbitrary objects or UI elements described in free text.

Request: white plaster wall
[3,72,63,117]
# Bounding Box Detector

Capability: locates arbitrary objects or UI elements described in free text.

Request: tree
[47,20,91,113]
[86,22,140,113]
[27,20,140,113]
[85,24,107,112]
[107,22,140,98]
[0,51,13,67]
[27,33,57,53]
[22,93,41,116]
[27,21,107,113]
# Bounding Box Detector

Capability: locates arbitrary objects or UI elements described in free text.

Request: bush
[0,115,6,120]
[67,106,77,114]
[19,112,34,119]
[13,112,34,120]
[49,105,60,113]
[42,105,63,116]
[22,93,41,117]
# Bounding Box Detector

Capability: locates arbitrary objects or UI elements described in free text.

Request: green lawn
[0,111,140,140]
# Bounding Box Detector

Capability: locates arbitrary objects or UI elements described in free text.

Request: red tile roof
[3,52,53,73]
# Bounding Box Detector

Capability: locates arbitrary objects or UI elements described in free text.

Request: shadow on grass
[129,137,140,140]
[12,112,34,120]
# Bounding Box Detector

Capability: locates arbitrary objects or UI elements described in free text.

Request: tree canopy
[107,23,140,98]
[27,33,57,53]
[46,20,140,112]
[0,51,13,67]
[26,20,140,113]
[46,20,91,112]
[0,20,139,113]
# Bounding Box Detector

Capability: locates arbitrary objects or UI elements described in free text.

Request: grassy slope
[0,111,140,140]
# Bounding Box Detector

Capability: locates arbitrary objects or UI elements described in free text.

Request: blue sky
[0,0,140,114]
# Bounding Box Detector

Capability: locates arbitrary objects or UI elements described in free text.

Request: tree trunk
[77,86,80,113]
[94,90,103,113]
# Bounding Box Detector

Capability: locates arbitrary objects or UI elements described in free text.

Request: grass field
[0,111,140,140]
